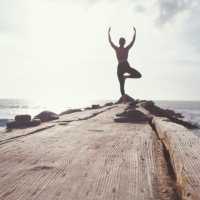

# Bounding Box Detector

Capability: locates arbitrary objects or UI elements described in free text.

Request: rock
[15,115,31,122]
[141,101,198,129]
[169,118,199,129]
[34,111,59,122]
[114,109,149,123]
[141,101,183,118]
[91,104,101,109]
[83,105,101,110]
[7,114,32,129]
[103,102,114,107]
[7,120,25,129]
[126,101,138,109]
[84,107,92,110]
[60,109,82,116]
[29,119,41,126]
[116,94,135,104]
[6,118,41,129]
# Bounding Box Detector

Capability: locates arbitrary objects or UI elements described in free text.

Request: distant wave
[0,105,20,109]
[0,105,40,109]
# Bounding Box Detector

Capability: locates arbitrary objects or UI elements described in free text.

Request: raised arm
[126,26,136,49]
[108,27,117,50]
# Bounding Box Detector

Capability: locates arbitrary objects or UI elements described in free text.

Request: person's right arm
[108,27,117,50]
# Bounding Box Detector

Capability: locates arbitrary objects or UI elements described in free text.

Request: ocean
[0,99,200,135]
[0,99,44,127]
[0,99,108,127]
[156,101,200,136]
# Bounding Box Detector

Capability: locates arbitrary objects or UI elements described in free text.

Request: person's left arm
[126,26,136,49]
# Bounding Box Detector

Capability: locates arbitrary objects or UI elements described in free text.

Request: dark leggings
[117,61,142,96]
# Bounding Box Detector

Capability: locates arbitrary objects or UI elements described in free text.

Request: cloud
[79,0,200,30]
[0,0,182,31]
[181,9,200,51]
[156,0,200,25]
[155,0,200,51]
[130,0,200,52]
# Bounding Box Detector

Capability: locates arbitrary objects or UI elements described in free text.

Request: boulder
[7,120,27,129]
[116,94,135,104]
[141,101,183,118]
[103,102,114,107]
[6,118,41,129]
[84,107,92,110]
[29,119,41,126]
[91,104,101,109]
[15,114,31,122]
[7,114,32,129]
[60,109,82,116]
[34,111,59,122]
[114,109,149,123]
[141,101,198,129]
[84,104,101,110]
[126,101,138,109]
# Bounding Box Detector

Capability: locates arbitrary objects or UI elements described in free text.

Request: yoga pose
[108,27,142,96]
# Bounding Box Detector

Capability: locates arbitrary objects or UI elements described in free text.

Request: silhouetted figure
[108,27,142,96]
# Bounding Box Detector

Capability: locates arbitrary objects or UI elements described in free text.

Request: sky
[0,0,200,105]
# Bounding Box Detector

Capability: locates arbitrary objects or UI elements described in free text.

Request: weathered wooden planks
[152,117,200,200]
[0,105,176,200]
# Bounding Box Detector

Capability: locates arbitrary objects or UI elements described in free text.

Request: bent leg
[126,66,142,79]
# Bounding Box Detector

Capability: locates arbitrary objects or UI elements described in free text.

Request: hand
[108,27,111,33]
[133,26,136,32]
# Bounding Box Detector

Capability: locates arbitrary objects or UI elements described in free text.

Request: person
[108,26,142,96]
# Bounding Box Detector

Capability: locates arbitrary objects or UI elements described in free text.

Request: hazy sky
[0,0,200,104]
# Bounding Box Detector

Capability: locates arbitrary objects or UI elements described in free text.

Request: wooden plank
[153,117,200,200]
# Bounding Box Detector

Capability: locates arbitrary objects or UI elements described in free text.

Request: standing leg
[117,68,125,96]
[119,76,125,96]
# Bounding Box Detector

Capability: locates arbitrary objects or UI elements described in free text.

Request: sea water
[0,98,108,127]
[0,99,44,127]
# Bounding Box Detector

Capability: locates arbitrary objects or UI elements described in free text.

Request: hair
[119,37,126,46]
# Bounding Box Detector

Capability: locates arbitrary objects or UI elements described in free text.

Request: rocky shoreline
[6,94,198,130]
